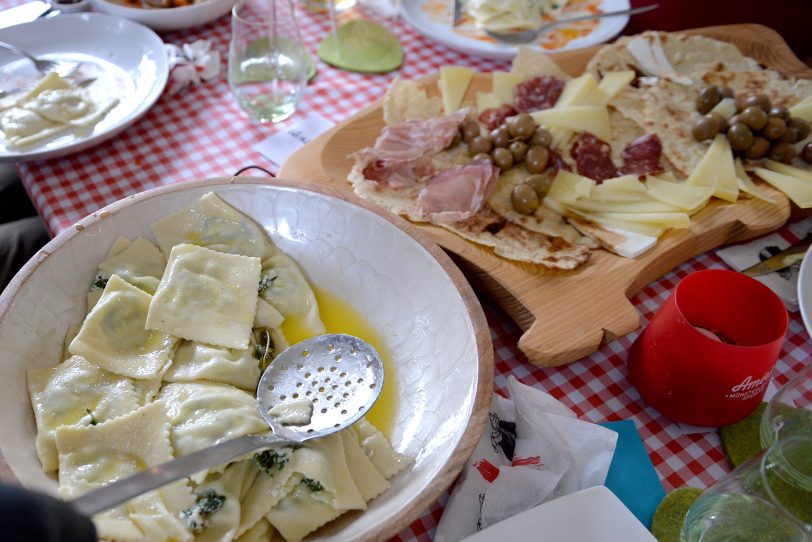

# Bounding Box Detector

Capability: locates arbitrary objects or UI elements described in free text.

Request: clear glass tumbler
[761,364,812,447]
[681,435,812,542]
[228,0,308,123]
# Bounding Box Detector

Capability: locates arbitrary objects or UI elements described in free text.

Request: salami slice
[479,104,518,131]
[513,75,565,113]
[570,132,617,182]
[548,149,572,175]
[618,134,665,177]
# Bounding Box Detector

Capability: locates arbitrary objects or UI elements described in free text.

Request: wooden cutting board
[279,24,811,366]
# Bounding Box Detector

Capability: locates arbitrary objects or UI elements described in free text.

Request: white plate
[401,0,630,60]
[89,0,238,32]
[0,13,168,162]
[0,179,492,541]
[797,243,812,340]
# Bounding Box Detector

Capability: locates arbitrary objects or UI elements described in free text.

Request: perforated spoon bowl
[70,333,384,517]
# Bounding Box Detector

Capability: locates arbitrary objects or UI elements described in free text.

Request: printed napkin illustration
[435,376,618,542]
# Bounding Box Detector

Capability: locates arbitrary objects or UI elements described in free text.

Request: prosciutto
[352,110,468,188]
[417,161,500,224]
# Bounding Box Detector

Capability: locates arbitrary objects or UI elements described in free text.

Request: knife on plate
[451,0,462,26]
[740,234,812,277]
[0,1,52,30]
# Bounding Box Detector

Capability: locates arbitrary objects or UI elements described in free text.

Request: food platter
[0,13,168,162]
[89,0,238,32]
[400,0,631,60]
[0,178,493,541]
[279,24,812,367]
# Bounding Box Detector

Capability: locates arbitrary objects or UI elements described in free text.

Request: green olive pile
[692,85,812,164]
[458,113,555,215]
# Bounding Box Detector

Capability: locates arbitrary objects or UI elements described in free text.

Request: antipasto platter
[280,24,812,366]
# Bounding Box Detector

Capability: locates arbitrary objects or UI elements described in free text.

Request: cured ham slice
[417,161,500,224]
[352,110,468,188]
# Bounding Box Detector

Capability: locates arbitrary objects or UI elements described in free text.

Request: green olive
[525,146,550,174]
[768,141,796,164]
[460,118,481,142]
[734,94,749,111]
[472,152,493,163]
[509,140,529,162]
[526,174,553,197]
[530,126,553,147]
[491,147,514,170]
[739,106,768,131]
[449,130,462,148]
[727,123,754,152]
[744,136,770,160]
[468,135,493,156]
[788,117,810,140]
[490,126,511,148]
[762,116,787,140]
[802,142,812,164]
[511,183,539,215]
[692,115,722,141]
[696,85,723,115]
[744,94,771,113]
[721,87,735,99]
[779,126,800,144]
[508,113,536,140]
[769,106,791,122]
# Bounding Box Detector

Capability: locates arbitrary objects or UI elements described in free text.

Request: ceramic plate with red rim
[400,0,630,60]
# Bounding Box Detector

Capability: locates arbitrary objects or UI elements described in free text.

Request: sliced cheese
[789,96,812,122]
[492,72,523,104]
[709,97,737,120]
[595,175,647,194]
[564,213,658,258]
[685,134,739,202]
[510,46,571,81]
[763,159,812,183]
[438,66,474,114]
[597,70,635,106]
[544,198,665,237]
[591,211,690,229]
[734,158,777,203]
[645,175,713,212]
[753,167,812,208]
[555,73,601,108]
[569,198,683,215]
[476,92,502,113]
[531,106,611,140]
[546,170,596,204]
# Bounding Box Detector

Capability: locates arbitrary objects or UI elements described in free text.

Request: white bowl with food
[0,178,493,541]
[89,0,238,32]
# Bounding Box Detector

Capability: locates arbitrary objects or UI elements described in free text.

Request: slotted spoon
[0,40,80,77]
[70,333,385,517]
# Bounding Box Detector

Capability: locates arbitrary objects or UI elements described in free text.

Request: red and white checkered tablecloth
[1,2,809,540]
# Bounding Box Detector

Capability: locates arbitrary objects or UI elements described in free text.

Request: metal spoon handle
[544,4,658,30]
[71,433,291,517]
[0,40,36,63]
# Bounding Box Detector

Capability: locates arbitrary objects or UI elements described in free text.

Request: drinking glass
[228,0,308,123]
[761,364,812,447]
[681,434,812,541]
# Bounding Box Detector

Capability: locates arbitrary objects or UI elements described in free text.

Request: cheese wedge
[685,134,739,202]
[476,92,502,113]
[531,106,611,140]
[597,71,634,106]
[544,198,665,237]
[569,198,684,215]
[789,95,812,122]
[510,46,571,81]
[594,175,647,193]
[645,176,713,212]
[709,97,737,120]
[591,211,690,229]
[546,170,595,204]
[564,214,658,258]
[753,167,812,207]
[492,72,523,104]
[734,159,776,203]
[438,66,474,114]
[763,159,812,183]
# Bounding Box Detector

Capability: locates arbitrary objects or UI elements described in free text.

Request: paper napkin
[165,40,222,96]
[435,377,618,542]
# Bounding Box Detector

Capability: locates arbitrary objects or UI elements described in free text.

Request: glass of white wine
[228,0,309,123]
[761,364,812,447]
[681,435,812,542]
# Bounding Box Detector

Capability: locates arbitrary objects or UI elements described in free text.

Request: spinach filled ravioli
[27,192,409,542]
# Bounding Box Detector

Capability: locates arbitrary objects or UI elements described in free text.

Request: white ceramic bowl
[0,178,493,541]
[89,0,237,32]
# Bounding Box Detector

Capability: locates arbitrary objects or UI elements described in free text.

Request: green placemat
[317,19,403,73]
[720,402,767,468]
[651,487,703,542]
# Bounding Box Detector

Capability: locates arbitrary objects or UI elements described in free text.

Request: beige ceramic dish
[89,0,238,32]
[0,177,493,541]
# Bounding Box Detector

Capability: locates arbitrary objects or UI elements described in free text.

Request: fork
[0,40,80,77]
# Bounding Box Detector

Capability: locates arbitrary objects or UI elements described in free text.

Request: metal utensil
[741,234,812,277]
[484,4,658,44]
[451,0,461,27]
[70,333,384,517]
[0,76,95,99]
[0,40,80,77]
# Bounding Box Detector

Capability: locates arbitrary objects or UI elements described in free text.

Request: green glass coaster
[720,402,767,468]
[651,487,703,542]
[317,19,403,73]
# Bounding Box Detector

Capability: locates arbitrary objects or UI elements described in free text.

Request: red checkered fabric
[1,2,808,540]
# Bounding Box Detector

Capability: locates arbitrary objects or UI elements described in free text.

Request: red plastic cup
[628,269,788,426]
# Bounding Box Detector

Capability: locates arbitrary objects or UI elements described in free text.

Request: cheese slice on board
[510,46,571,81]
[597,71,634,106]
[734,158,776,202]
[569,198,684,215]
[438,66,474,114]
[476,92,502,113]
[492,72,523,104]
[531,106,611,140]
[753,167,812,208]
[546,170,596,204]
[544,197,665,237]
[789,95,812,122]
[763,159,812,183]
[685,134,739,202]
[645,175,713,212]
